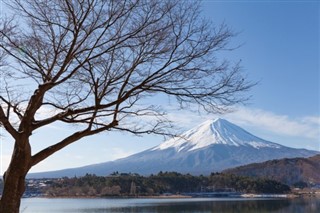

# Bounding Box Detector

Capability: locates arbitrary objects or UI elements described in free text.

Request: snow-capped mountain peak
[29,118,319,178]
[153,118,281,152]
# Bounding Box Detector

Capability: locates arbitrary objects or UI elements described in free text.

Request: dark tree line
[41,172,290,197]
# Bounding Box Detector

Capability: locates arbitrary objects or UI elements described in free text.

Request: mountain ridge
[153,118,281,152]
[223,154,320,186]
[28,118,319,178]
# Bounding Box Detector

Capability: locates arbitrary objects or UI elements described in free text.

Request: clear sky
[1,0,319,173]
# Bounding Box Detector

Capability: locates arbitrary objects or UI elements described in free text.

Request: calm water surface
[20,197,320,213]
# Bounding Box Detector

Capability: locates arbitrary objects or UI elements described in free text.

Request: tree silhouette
[0,0,253,211]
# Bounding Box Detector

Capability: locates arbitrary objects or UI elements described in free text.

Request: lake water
[20,197,320,213]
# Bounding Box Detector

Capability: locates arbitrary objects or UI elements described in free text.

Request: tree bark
[0,141,32,213]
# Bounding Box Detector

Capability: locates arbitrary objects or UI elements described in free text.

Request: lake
[20,197,320,213]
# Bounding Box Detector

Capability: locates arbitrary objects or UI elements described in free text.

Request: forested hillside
[41,172,290,197]
[224,155,320,187]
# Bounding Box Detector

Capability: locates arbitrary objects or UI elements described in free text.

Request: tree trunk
[0,141,32,213]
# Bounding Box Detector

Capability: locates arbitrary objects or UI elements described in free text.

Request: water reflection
[21,197,320,213]
[80,199,291,213]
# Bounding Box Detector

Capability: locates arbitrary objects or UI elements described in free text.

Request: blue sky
[203,1,319,115]
[1,1,319,173]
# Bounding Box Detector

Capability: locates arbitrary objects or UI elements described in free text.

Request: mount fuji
[29,118,319,178]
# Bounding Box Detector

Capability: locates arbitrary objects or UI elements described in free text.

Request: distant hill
[28,119,319,178]
[223,155,320,186]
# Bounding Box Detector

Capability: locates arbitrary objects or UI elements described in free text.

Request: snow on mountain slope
[154,118,281,152]
[28,118,319,178]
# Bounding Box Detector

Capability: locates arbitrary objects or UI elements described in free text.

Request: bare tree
[0,0,253,211]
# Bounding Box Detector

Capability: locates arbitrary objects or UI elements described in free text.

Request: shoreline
[34,194,192,199]
[25,193,306,199]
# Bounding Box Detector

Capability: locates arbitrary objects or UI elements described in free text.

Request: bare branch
[0,0,254,178]
[0,105,19,139]
[31,119,119,166]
